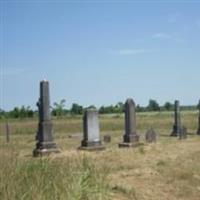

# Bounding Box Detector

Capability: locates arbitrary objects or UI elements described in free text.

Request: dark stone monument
[145,127,157,143]
[197,100,200,135]
[103,134,111,143]
[119,98,140,147]
[79,108,105,151]
[33,80,59,156]
[171,100,181,137]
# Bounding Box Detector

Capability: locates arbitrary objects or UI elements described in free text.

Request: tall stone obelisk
[33,80,59,156]
[171,100,181,137]
[119,98,140,147]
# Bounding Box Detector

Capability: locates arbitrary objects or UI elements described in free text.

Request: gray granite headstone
[145,128,157,143]
[79,108,104,150]
[119,98,140,147]
[33,80,59,156]
[197,100,200,135]
[171,100,182,137]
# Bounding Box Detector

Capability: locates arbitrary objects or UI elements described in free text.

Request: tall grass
[0,149,110,200]
[0,111,198,136]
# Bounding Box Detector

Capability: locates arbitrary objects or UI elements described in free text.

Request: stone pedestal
[33,80,59,156]
[171,100,181,137]
[119,98,140,148]
[78,109,105,151]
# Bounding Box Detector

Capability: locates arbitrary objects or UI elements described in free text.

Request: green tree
[0,108,5,119]
[164,102,173,111]
[114,102,124,113]
[10,107,20,118]
[70,103,83,115]
[147,99,160,111]
[52,99,66,117]
[136,104,145,112]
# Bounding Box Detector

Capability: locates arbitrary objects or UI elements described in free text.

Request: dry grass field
[0,111,200,200]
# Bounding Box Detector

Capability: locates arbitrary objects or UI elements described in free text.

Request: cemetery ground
[0,111,200,200]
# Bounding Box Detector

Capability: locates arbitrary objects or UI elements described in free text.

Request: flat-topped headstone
[197,100,200,135]
[119,98,140,148]
[79,108,105,151]
[33,80,59,156]
[171,100,181,137]
[145,128,157,143]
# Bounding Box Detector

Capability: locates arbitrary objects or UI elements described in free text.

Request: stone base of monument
[78,140,105,151]
[123,134,140,143]
[78,145,105,151]
[118,142,143,148]
[170,133,178,137]
[33,142,60,156]
[170,125,180,137]
[119,134,142,148]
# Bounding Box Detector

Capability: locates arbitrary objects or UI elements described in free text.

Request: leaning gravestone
[33,80,59,156]
[79,108,105,151]
[119,98,140,147]
[145,128,157,143]
[197,100,200,135]
[171,100,182,137]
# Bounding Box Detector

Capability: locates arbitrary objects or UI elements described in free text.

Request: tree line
[0,99,198,119]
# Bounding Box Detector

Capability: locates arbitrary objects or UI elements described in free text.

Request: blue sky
[1,0,200,110]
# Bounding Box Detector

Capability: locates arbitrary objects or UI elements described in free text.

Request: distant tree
[26,106,34,118]
[136,104,145,112]
[114,102,124,113]
[9,106,34,119]
[0,108,5,119]
[52,99,66,117]
[20,106,26,118]
[197,101,200,110]
[10,107,20,118]
[99,106,106,114]
[164,102,173,111]
[147,99,160,111]
[70,103,83,115]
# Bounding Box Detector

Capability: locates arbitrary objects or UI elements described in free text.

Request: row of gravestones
[33,80,200,156]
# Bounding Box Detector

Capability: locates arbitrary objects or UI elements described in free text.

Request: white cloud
[153,33,184,43]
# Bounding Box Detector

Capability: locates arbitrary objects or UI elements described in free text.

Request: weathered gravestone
[79,108,105,151]
[119,98,140,147]
[171,100,182,137]
[145,128,157,143]
[33,80,59,156]
[197,100,200,135]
